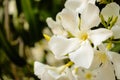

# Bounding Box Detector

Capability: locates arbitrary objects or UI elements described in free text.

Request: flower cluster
[34,0,120,80]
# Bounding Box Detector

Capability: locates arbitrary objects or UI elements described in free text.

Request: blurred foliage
[0,0,65,79]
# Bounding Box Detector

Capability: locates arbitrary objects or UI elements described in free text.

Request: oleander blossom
[48,3,112,68]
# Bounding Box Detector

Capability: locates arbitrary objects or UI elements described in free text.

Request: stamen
[65,61,74,67]
[43,34,51,41]
[106,42,112,50]
[58,61,74,74]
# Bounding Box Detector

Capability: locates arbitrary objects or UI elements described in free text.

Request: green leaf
[20,0,43,46]
[111,43,120,52]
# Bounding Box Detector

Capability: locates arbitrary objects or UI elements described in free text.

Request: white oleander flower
[31,41,45,61]
[49,4,112,68]
[34,61,75,80]
[65,0,96,13]
[101,2,120,39]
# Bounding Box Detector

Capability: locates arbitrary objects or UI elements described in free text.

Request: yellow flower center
[85,72,92,80]
[79,32,88,41]
[98,53,107,63]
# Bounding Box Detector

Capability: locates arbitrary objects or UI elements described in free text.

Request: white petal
[65,0,88,13]
[101,2,120,21]
[34,61,46,79]
[64,68,76,80]
[49,35,80,59]
[41,70,55,80]
[69,41,94,68]
[46,18,65,35]
[58,9,80,35]
[89,28,113,47]
[46,18,58,29]
[90,50,102,69]
[116,16,120,26]
[111,25,120,39]
[48,70,60,79]
[94,62,115,80]
[97,44,106,51]
[81,3,100,30]
[88,0,96,4]
[65,0,95,13]
[48,67,75,80]
[46,18,62,34]
[109,51,120,79]
[57,76,69,80]
[34,62,56,80]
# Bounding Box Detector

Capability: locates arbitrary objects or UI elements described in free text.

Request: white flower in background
[8,0,17,15]
[31,43,44,61]
[31,38,64,66]
[95,44,120,79]
[93,61,115,80]
[101,2,120,39]
[30,40,48,61]
[49,3,112,68]
[72,61,115,80]
[65,0,96,13]
[34,61,75,80]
